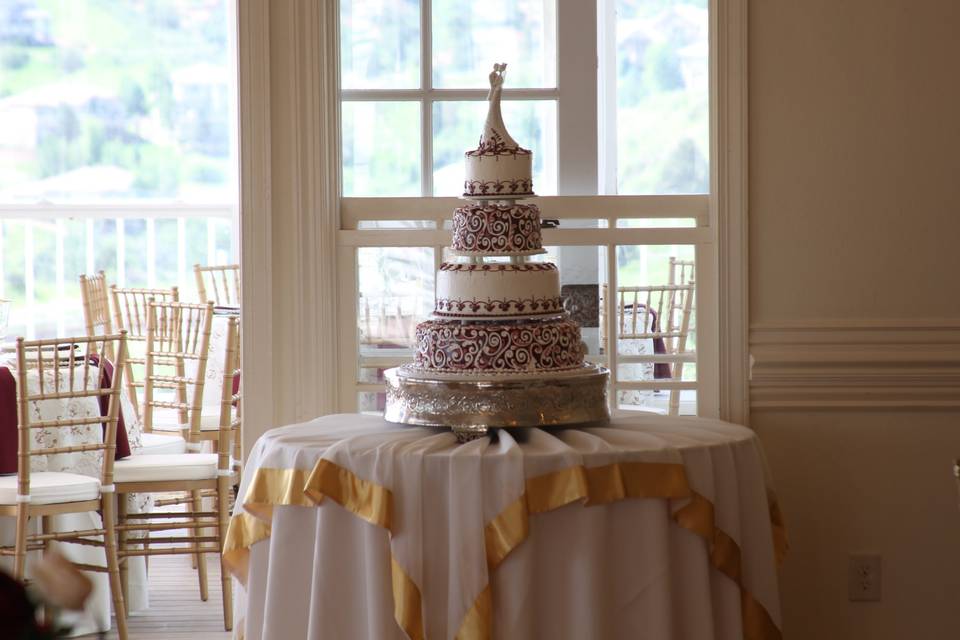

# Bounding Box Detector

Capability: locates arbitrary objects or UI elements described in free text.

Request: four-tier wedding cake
[385,64,609,439]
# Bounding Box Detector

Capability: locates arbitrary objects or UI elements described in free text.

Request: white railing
[338,195,713,415]
[0,204,238,339]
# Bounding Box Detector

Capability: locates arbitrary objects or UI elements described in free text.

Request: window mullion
[421,0,433,196]
[556,0,598,196]
[597,0,618,195]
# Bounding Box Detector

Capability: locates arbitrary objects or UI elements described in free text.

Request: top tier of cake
[463,63,534,199]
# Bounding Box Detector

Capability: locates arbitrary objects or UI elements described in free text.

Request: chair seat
[114,454,219,483]
[151,407,232,432]
[136,432,187,455]
[0,472,101,505]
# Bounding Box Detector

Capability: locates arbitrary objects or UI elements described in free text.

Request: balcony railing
[0,204,237,339]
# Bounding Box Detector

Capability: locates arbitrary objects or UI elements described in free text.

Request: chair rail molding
[238,0,341,456]
[750,320,960,410]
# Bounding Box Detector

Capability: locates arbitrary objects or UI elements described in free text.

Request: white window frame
[236,0,748,455]
[335,0,718,417]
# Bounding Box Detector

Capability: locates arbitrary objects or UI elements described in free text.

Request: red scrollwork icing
[465,130,533,158]
[413,318,585,373]
[452,203,542,252]
[439,262,556,272]
[434,295,564,316]
[463,178,534,197]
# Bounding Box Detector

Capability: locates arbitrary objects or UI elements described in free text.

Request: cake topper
[476,62,527,153]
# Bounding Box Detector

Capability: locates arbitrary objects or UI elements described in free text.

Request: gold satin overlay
[222,462,425,640]
[304,458,393,529]
[223,459,787,640]
[222,511,270,585]
[222,467,315,584]
[459,462,787,640]
[455,586,492,640]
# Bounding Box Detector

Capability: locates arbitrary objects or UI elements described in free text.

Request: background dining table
[0,350,150,636]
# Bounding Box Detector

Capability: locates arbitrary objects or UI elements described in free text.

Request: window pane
[432,100,557,196]
[341,0,420,89]
[432,0,556,88]
[616,0,709,195]
[357,247,434,350]
[0,0,236,203]
[612,244,696,415]
[343,101,421,196]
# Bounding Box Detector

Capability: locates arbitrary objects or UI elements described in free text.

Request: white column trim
[314,0,343,415]
[237,0,341,457]
[713,0,750,425]
[271,0,341,421]
[237,0,273,460]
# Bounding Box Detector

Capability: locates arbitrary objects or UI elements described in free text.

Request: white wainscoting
[749,320,960,410]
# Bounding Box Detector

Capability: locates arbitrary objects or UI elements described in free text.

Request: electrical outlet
[848,554,882,602]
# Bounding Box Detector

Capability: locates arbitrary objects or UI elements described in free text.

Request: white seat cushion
[136,432,187,455]
[151,407,232,432]
[114,454,219,483]
[0,472,101,505]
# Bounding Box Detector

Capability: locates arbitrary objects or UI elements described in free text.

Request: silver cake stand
[384,364,610,441]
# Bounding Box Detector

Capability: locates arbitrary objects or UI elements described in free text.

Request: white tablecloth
[187,310,237,414]
[225,413,787,640]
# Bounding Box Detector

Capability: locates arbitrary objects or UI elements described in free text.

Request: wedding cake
[385,64,609,438]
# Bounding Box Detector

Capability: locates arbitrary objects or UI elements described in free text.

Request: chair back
[110,285,180,418]
[218,316,241,468]
[79,272,113,353]
[194,264,240,306]
[143,301,214,443]
[15,333,128,499]
[599,283,695,350]
[669,257,695,287]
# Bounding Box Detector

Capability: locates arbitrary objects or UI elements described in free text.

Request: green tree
[146,63,175,128]
[1,48,29,70]
[120,79,148,116]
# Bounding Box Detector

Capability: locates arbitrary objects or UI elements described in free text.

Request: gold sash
[223,459,788,640]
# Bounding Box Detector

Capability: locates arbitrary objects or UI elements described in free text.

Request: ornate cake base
[384,364,610,440]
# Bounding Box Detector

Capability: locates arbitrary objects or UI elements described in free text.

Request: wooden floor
[80,555,233,640]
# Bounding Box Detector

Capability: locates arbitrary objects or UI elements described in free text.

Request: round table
[224,413,787,640]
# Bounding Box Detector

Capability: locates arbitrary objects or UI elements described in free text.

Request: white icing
[461,62,534,197]
[435,264,561,318]
[463,153,533,197]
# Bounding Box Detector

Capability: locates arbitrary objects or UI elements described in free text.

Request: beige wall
[750,0,960,322]
[749,1,960,637]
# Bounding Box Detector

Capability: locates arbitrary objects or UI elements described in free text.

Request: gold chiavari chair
[220,316,241,472]
[669,257,696,288]
[599,281,696,415]
[109,286,188,457]
[194,263,240,306]
[79,272,114,359]
[113,300,235,630]
[0,333,129,640]
[109,286,180,416]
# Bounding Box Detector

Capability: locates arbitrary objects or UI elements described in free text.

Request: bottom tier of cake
[413,316,585,374]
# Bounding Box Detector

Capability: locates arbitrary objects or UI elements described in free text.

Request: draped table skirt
[225,413,787,640]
